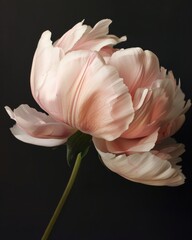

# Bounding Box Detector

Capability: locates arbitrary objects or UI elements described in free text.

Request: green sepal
[66,131,92,166]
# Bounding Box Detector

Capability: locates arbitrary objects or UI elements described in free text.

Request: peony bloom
[5,19,191,186]
[93,47,191,186]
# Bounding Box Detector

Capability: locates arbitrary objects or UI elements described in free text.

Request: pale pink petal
[157,69,191,138]
[109,48,160,95]
[97,149,185,186]
[159,69,191,120]
[9,125,67,147]
[72,19,126,51]
[55,19,126,53]
[93,130,158,155]
[81,19,115,39]
[54,20,88,52]
[30,30,63,104]
[33,49,134,141]
[122,85,169,139]
[162,73,191,121]
[5,105,75,146]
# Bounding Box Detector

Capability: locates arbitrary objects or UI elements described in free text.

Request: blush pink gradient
[5,19,191,186]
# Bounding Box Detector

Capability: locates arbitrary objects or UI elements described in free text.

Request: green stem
[41,153,82,240]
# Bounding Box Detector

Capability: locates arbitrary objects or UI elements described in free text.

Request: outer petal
[8,125,67,147]
[5,105,75,147]
[31,46,134,141]
[109,48,160,95]
[30,30,63,103]
[158,69,191,139]
[157,69,191,121]
[97,145,185,186]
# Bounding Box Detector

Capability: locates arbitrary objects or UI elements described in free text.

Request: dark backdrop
[0,0,192,239]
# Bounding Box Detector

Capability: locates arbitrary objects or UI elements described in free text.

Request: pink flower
[5,19,191,186]
[93,47,191,186]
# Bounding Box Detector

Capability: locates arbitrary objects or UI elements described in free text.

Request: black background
[0,0,192,239]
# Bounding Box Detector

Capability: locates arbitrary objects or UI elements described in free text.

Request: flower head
[5,19,191,186]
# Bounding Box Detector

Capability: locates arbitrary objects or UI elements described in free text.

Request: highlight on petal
[96,139,185,186]
[109,48,160,95]
[32,49,134,141]
[30,30,64,102]
[5,104,75,147]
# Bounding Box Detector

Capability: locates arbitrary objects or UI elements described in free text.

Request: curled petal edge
[9,125,67,147]
[5,104,75,147]
[96,148,185,186]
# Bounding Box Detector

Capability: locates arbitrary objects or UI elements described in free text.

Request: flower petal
[54,20,88,52]
[109,48,160,95]
[157,69,191,139]
[55,19,126,53]
[93,130,158,155]
[9,125,67,147]
[72,19,127,51]
[156,70,191,121]
[5,105,75,146]
[122,84,170,139]
[32,48,134,140]
[30,30,63,104]
[97,149,185,186]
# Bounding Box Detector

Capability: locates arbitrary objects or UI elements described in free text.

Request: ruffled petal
[9,125,67,147]
[122,84,170,139]
[5,105,75,146]
[109,48,160,95]
[93,130,158,155]
[157,68,191,139]
[97,146,185,186]
[155,71,191,120]
[33,49,134,141]
[72,19,126,51]
[55,19,126,53]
